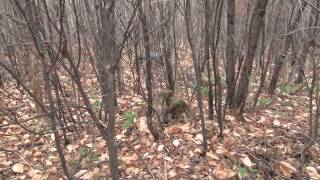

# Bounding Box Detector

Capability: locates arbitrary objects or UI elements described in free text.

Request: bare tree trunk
[252,1,280,108]
[17,0,72,178]
[95,1,120,178]
[138,0,161,141]
[25,4,42,113]
[133,27,142,94]
[295,40,310,84]
[159,2,175,92]
[116,60,124,95]
[295,1,319,84]
[226,0,236,109]
[301,40,319,162]
[30,52,43,114]
[204,0,214,120]
[210,0,224,138]
[269,1,307,94]
[185,0,208,151]
[235,0,268,115]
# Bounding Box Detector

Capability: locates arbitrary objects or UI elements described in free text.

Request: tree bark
[235,0,268,114]
[185,0,208,150]
[269,1,307,94]
[226,0,236,109]
[138,0,161,141]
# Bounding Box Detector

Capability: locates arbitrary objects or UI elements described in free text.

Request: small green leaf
[258,97,272,106]
[92,97,101,111]
[201,86,209,97]
[122,112,136,129]
[238,167,248,177]
[80,147,99,163]
[281,84,301,94]
[272,110,285,116]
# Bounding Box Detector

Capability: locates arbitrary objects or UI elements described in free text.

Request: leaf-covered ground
[1,66,320,180]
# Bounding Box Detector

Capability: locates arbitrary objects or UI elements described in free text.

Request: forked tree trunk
[269,1,307,94]
[185,0,208,150]
[235,0,268,114]
[252,0,280,108]
[159,2,175,92]
[211,0,224,138]
[20,0,72,178]
[138,0,161,141]
[296,1,319,84]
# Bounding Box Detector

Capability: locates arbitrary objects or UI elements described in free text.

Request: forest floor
[1,63,320,180]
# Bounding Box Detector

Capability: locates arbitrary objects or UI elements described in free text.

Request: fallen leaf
[28,169,42,179]
[279,161,296,177]
[74,170,90,179]
[157,144,164,152]
[206,151,220,161]
[273,119,281,126]
[172,139,180,147]
[85,143,93,148]
[12,163,24,173]
[259,116,266,123]
[225,115,235,121]
[305,166,320,179]
[48,155,59,163]
[168,169,178,178]
[194,148,202,154]
[166,126,182,135]
[1,160,12,167]
[241,156,254,168]
[215,166,236,179]
[47,167,58,174]
[47,167,59,180]
[66,144,74,152]
[194,134,203,145]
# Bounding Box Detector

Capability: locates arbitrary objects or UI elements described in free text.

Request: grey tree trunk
[138,0,161,141]
[204,0,214,120]
[159,2,175,92]
[226,0,236,109]
[91,1,120,179]
[185,0,208,150]
[235,0,268,114]
[269,1,307,94]
[295,1,319,84]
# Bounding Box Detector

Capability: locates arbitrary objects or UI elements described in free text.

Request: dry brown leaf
[215,166,236,179]
[225,115,235,121]
[305,166,320,179]
[49,155,59,163]
[28,169,42,179]
[31,174,43,180]
[172,139,180,147]
[279,161,296,177]
[47,167,58,174]
[122,153,138,164]
[241,156,254,168]
[1,160,12,167]
[179,122,193,132]
[12,163,24,174]
[168,169,178,178]
[194,134,203,145]
[206,151,220,161]
[47,174,59,180]
[47,167,59,180]
[157,144,164,152]
[166,126,182,135]
[74,169,90,179]
[273,119,281,126]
